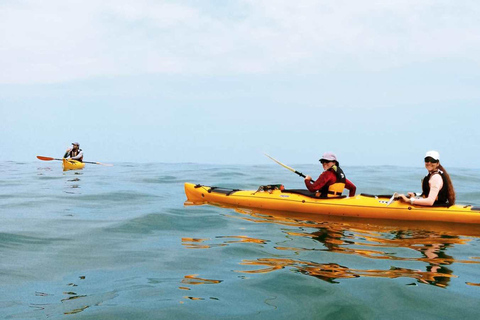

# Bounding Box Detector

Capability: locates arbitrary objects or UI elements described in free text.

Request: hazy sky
[1,0,479,167]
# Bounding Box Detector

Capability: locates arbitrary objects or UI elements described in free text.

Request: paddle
[37,156,113,167]
[386,192,399,206]
[264,154,307,178]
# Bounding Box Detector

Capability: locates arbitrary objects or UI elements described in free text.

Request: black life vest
[319,165,346,198]
[65,148,83,162]
[421,170,448,205]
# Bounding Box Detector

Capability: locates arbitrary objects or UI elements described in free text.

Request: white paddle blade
[386,192,399,206]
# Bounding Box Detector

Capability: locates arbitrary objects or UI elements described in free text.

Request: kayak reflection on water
[226,207,478,288]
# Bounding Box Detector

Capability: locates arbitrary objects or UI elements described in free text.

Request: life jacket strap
[327,190,343,196]
[327,182,345,197]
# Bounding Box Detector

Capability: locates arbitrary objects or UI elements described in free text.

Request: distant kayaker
[398,151,455,206]
[304,152,356,197]
[64,142,84,162]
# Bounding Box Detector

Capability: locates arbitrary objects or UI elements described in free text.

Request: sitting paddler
[398,151,456,206]
[304,152,356,197]
[64,142,84,162]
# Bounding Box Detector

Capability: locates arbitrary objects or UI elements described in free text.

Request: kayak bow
[62,158,85,171]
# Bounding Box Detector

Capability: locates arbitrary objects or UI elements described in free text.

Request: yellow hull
[184,183,480,224]
[62,158,85,171]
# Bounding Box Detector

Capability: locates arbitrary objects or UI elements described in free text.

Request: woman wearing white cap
[398,151,455,206]
[64,142,84,162]
[304,152,356,197]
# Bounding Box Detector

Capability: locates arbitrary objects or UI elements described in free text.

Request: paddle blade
[37,156,56,161]
[264,153,295,173]
[264,153,306,178]
[386,192,399,206]
[98,162,113,167]
[83,161,113,166]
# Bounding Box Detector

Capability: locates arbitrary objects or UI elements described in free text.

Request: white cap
[425,150,440,161]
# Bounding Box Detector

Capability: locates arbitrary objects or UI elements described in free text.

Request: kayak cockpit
[282,189,347,199]
[194,184,348,199]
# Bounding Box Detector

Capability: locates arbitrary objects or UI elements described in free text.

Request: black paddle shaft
[295,170,307,178]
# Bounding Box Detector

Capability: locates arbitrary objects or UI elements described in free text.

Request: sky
[1,0,480,167]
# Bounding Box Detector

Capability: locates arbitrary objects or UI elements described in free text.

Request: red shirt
[304,170,357,197]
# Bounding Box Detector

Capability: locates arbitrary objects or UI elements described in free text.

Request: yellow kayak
[184,183,480,224]
[62,158,85,171]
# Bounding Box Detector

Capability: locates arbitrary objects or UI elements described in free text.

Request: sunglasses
[320,159,333,164]
[424,157,439,163]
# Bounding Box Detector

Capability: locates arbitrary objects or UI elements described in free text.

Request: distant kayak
[184,183,480,224]
[62,158,85,171]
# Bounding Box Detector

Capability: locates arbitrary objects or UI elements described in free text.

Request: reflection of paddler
[300,263,356,284]
[313,227,456,287]
[418,240,454,287]
[393,231,455,287]
[311,227,350,252]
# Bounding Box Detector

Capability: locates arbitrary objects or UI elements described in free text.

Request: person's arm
[399,175,442,206]
[70,150,83,160]
[304,171,334,192]
[64,148,72,158]
[345,179,356,197]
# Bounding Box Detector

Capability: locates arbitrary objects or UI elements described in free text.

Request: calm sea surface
[1,161,480,319]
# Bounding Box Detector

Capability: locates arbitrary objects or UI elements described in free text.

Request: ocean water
[1,161,480,319]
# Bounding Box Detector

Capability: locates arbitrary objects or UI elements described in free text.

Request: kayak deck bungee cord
[184,183,480,224]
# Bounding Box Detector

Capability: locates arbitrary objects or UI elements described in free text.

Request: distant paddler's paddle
[37,156,113,167]
[264,154,307,178]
